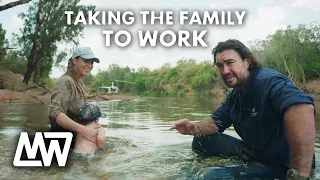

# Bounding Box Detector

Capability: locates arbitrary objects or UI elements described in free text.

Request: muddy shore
[0,90,139,104]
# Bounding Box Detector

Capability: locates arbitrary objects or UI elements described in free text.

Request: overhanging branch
[0,0,32,11]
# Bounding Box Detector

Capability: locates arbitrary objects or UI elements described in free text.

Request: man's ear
[245,58,251,68]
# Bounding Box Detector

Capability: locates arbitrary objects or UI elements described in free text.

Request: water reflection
[0,96,319,180]
[0,101,49,130]
[100,97,223,123]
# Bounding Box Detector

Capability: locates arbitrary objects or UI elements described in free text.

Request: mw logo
[13,132,73,167]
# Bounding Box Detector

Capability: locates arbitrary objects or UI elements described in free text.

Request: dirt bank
[306,78,320,94]
[0,90,50,103]
[0,90,139,104]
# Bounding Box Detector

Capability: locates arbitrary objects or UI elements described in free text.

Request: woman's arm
[56,112,99,143]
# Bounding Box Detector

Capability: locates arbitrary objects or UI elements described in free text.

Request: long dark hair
[211,39,262,71]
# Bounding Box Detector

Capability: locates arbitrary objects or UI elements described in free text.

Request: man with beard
[170,39,316,180]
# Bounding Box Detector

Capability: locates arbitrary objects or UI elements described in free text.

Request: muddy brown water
[0,96,319,180]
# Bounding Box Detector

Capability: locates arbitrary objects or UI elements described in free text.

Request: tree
[0,0,31,11]
[0,24,6,58]
[249,22,320,89]
[13,0,94,84]
[0,24,5,48]
[83,73,94,86]
[0,50,27,74]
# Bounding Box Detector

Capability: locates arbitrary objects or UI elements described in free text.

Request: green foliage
[13,0,95,84]
[42,77,54,88]
[249,22,320,89]
[0,24,6,48]
[90,58,219,97]
[0,50,27,74]
[0,23,8,61]
[83,74,94,86]
[167,68,178,80]
[191,72,212,90]
[92,64,136,92]
[134,77,147,91]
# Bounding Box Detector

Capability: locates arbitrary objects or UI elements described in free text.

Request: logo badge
[13,132,72,167]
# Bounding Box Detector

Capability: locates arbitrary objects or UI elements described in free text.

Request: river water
[0,96,319,180]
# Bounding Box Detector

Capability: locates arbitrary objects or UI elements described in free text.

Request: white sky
[0,0,319,78]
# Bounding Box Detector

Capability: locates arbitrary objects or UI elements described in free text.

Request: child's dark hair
[79,103,106,125]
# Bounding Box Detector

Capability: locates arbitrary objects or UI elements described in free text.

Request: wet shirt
[210,68,315,167]
[49,75,84,131]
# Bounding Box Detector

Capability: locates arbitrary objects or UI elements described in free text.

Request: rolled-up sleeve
[268,76,314,116]
[49,76,75,120]
[210,94,232,133]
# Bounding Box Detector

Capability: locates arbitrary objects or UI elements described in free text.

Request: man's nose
[222,65,230,75]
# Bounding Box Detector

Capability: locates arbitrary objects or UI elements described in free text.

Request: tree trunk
[22,0,43,84]
[283,57,295,85]
[33,36,53,84]
[32,53,41,84]
[295,58,306,90]
[0,0,32,11]
[23,44,36,84]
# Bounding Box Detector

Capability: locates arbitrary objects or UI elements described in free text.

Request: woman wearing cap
[48,47,101,149]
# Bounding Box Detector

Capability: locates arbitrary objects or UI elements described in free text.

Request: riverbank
[0,88,319,105]
[0,69,140,104]
[0,69,319,104]
[0,90,140,104]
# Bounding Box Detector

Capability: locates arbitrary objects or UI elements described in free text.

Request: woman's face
[72,57,94,77]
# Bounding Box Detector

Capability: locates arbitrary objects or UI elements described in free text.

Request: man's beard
[223,74,245,89]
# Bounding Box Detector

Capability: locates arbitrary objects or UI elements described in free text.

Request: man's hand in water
[81,124,101,143]
[170,117,218,136]
[170,119,196,135]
